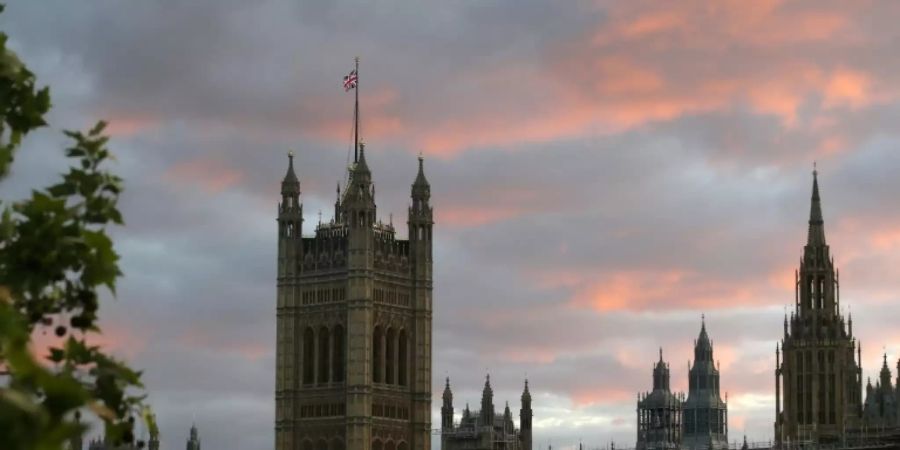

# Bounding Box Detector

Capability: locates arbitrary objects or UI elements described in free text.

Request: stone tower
[682,319,727,450]
[775,170,862,446]
[274,148,434,450]
[637,349,683,450]
[186,424,200,450]
[520,380,533,450]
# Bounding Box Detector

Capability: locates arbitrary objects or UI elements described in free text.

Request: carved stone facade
[441,376,532,450]
[775,170,863,446]
[275,147,433,450]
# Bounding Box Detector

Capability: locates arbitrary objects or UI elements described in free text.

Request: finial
[813,160,817,174]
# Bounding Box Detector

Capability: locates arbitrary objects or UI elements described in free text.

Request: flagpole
[354,56,360,163]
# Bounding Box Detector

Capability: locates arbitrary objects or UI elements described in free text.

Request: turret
[503,402,513,430]
[880,354,893,392]
[653,348,670,391]
[408,155,433,281]
[343,143,376,272]
[186,423,200,450]
[480,374,494,427]
[278,152,303,278]
[442,377,454,430]
[520,379,533,450]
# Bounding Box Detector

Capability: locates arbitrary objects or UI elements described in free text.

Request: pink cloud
[162,158,245,194]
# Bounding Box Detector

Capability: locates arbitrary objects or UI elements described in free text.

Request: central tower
[775,170,862,446]
[275,146,434,450]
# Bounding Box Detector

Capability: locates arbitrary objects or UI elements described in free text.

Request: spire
[522,378,532,403]
[414,153,429,188]
[483,374,493,397]
[355,142,370,174]
[807,165,826,246]
[443,377,453,403]
[281,151,300,195]
[695,316,713,362]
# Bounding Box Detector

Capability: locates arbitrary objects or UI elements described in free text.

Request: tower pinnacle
[807,167,826,246]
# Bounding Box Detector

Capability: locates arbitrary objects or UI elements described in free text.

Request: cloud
[5,1,900,449]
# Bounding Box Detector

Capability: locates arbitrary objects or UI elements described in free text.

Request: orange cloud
[535,267,792,313]
[824,69,872,109]
[571,387,634,407]
[103,114,161,137]
[163,158,245,194]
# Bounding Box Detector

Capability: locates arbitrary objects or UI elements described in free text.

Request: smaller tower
[442,377,454,430]
[186,423,200,450]
[521,379,533,450]
[480,374,494,427]
[278,152,303,278]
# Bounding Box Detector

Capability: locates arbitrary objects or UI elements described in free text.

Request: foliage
[0,4,150,450]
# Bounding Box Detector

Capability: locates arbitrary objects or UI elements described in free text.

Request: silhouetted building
[775,170,863,446]
[635,321,728,450]
[187,423,201,450]
[274,146,434,450]
[683,319,728,450]
[863,355,900,429]
[637,349,684,450]
[441,376,532,450]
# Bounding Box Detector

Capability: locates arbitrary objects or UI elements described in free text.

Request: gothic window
[332,325,345,383]
[819,279,825,309]
[303,441,313,450]
[808,278,814,309]
[318,326,330,384]
[317,439,329,450]
[385,441,396,450]
[398,329,408,386]
[303,328,315,385]
[397,442,408,450]
[386,327,396,384]
[372,440,383,450]
[373,326,383,383]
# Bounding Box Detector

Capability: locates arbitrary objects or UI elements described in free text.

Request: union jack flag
[343,69,358,91]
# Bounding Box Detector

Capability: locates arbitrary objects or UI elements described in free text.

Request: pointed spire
[355,141,370,173]
[522,378,532,403]
[281,151,300,195]
[414,153,429,187]
[283,151,298,183]
[807,164,826,246]
[443,376,453,403]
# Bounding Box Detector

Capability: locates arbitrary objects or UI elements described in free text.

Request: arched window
[332,325,345,383]
[303,328,315,385]
[385,441,396,450]
[317,439,329,450]
[332,439,345,450]
[397,442,408,450]
[398,329,408,386]
[303,440,313,450]
[373,326,383,383]
[372,440,383,450]
[318,326,330,384]
[386,327,396,384]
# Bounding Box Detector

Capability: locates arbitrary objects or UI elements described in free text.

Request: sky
[4,1,900,449]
